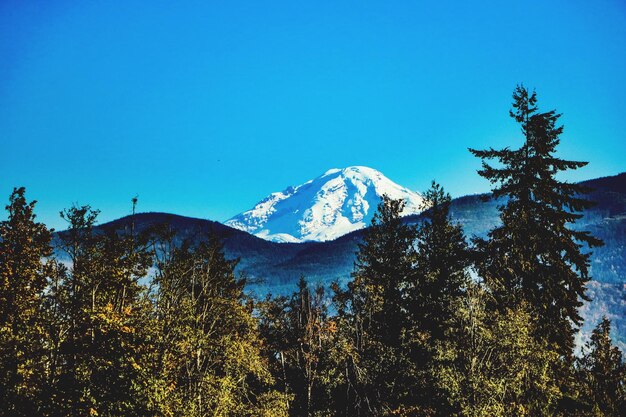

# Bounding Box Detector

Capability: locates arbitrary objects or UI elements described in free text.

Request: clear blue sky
[1,0,625,230]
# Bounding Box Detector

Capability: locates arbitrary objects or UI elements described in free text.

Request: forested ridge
[1,87,624,416]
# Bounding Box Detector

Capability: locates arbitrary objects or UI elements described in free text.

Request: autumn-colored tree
[438,283,561,417]
[259,277,334,417]
[146,229,288,416]
[0,187,53,416]
[46,204,153,417]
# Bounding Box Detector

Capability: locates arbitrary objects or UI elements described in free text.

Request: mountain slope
[68,173,625,288]
[54,172,626,349]
[225,166,424,242]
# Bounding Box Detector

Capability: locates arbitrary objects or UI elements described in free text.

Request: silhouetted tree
[404,182,472,414]
[336,196,417,416]
[578,317,626,416]
[470,85,602,358]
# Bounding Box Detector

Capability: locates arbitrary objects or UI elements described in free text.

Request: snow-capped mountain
[225,166,425,243]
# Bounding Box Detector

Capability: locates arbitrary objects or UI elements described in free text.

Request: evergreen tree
[352,195,416,350]
[337,196,417,416]
[405,182,472,414]
[411,181,470,340]
[469,85,603,359]
[578,317,626,416]
[0,187,53,416]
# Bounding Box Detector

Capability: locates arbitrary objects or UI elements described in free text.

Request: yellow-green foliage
[144,233,287,417]
[436,284,562,416]
[2,81,625,417]
[0,187,53,416]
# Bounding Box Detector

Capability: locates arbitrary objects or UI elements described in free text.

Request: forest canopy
[0,87,624,417]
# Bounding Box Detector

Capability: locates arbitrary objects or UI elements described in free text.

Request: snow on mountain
[225,166,425,243]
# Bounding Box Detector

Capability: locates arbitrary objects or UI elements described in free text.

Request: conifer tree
[578,317,626,416]
[404,182,472,414]
[352,196,416,349]
[337,195,417,416]
[411,181,470,341]
[0,187,53,416]
[469,85,603,359]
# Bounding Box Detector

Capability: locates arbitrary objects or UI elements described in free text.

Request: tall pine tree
[411,181,470,341]
[578,317,626,416]
[405,182,472,414]
[337,196,417,416]
[469,85,602,359]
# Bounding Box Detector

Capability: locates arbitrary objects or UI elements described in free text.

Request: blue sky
[1,0,625,230]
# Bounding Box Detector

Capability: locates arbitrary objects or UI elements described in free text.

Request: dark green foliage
[336,196,417,416]
[405,182,472,414]
[411,182,470,340]
[351,195,417,350]
[258,277,335,417]
[577,317,626,416]
[470,85,603,359]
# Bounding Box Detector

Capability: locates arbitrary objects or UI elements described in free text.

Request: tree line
[1,86,624,416]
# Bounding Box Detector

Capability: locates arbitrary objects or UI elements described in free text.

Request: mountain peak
[322,166,381,177]
[225,167,424,243]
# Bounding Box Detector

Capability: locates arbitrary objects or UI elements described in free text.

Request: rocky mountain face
[225,166,424,242]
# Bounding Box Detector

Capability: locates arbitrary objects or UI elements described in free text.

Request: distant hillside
[54,172,626,348]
